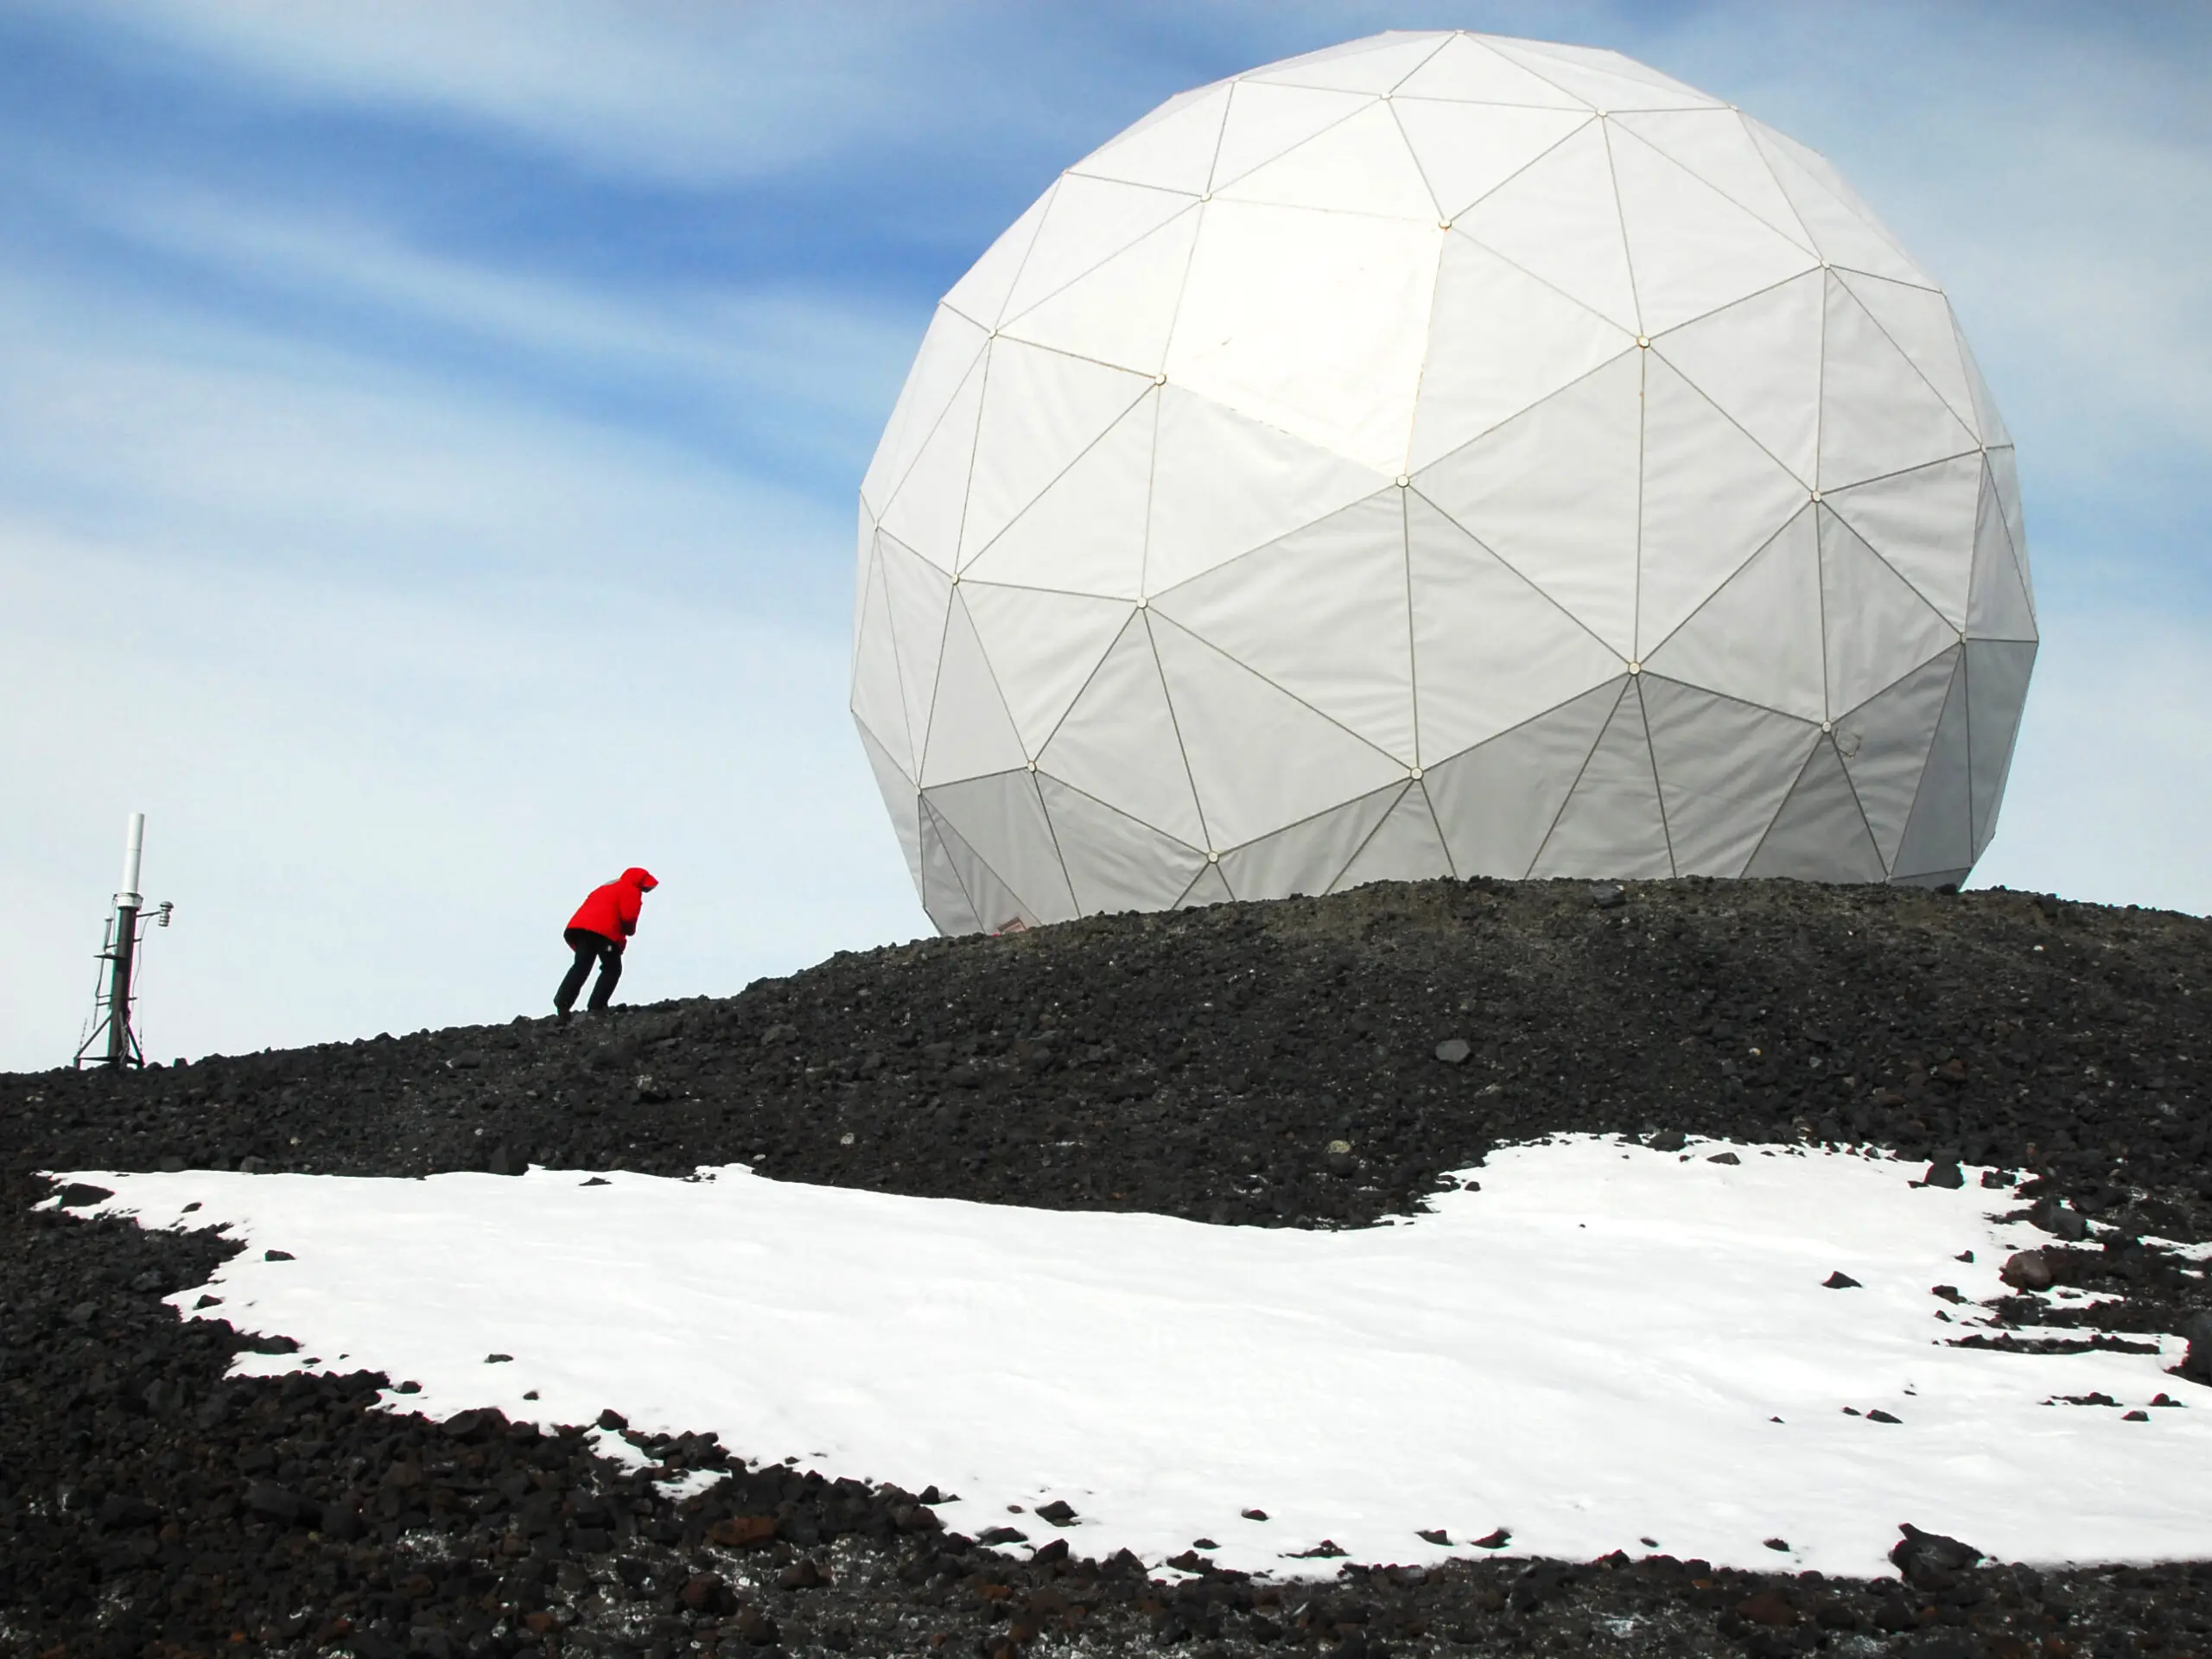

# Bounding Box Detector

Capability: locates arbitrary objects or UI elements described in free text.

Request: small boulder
[1735,1592,1798,1627]
[774,1559,827,1592]
[1433,1038,1472,1065]
[1824,1271,1861,1290]
[2031,1199,2090,1242]
[2177,1311,2212,1382]
[1589,883,1626,910]
[2000,1250,2055,1292]
[1921,1162,1965,1189]
[245,1481,308,1525]
[1034,1497,1077,1526]
[1707,1151,1741,1166]
[682,1573,737,1613]
[1891,1522,1981,1588]
[705,1515,779,1549]
[56,1182,112,1209]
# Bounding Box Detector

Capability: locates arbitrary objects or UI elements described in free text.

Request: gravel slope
[5,876,2211,1659]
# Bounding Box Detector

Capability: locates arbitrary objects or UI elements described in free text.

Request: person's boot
[555,1005,571,1026]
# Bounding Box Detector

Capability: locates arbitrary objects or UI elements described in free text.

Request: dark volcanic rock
[4,877,2212,1654]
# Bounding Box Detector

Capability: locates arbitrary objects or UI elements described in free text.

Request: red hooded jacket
[568,868,658,946]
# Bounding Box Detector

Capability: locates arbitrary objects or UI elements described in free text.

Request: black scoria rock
[5,876,2212,1652]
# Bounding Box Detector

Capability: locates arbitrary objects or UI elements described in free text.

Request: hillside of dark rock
[5,876,2211,1658]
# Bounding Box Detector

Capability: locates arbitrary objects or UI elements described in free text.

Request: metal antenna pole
[76,813,168,1071]
[105,813,145,1067]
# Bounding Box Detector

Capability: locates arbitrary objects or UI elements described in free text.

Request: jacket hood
[621,868,658,892]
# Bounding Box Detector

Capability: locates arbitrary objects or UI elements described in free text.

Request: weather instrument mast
[74,812,173,1069]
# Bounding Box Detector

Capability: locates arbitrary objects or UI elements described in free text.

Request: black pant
[556,928,622,1012]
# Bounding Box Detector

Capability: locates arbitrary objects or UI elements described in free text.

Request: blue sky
[3,2,2207,1069]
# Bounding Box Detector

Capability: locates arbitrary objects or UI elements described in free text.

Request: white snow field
[60,1138,2210,1579]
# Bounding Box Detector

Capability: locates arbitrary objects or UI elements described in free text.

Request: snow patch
[60,1137,2211,1577]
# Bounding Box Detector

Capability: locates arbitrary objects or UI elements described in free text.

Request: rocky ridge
[5,876,2212,1659]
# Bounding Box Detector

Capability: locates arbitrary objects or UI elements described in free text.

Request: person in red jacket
[555,868,658,1020]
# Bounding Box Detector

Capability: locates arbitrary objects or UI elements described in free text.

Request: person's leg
[555,929,598,1015]
[586,939,623,1010]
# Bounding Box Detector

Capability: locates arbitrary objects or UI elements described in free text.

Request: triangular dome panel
[1891,652,1972,881]
[1406,490,1624,759]
[1414,347,1643,656]
[1069,81,1232,195]
[923,768,1079,925]
[1637,353,1815,656]
[1150,488,1416,763]
[1143,387,1394,593]
[1422,677,1626,878]
[1150,612,1408,849]
[1610,127,1821,335]
[997,208,1199,377]
[918,592,1030,787]
[1744,736,1885,881]
[1409,232,1635,470]
[1456,120,1640,332]
[1175,862,1235,909]
[1833,646,1959,869]
[1745,119,1930,287]
[1389,99,1590,222]
[1216,100,1437,219]
[1650,270,1823,485]
[850,549,917,775]
[1817,506,1955,721]
[1490,37,1723,105]
[1036,613,1209,848]
[1608,110,1810,245]
[1484,38,1719,111]
[861,307,988,518]
[1642,506,1824,721]
[1392,34,1590,107]
[855,721,925,896]
[942,190,1054,332]
[877,353,985,570]
[1967,639,2037,858]
[1959,329,2013,449]
[916,803,986,936]
[1823,451,1981,628]
[1001,175,1199,321]
[1987,446,2029,593]
[1249,34,1450,94]
[958,581,1136,755]
[1166,200,1438,475]
[1529,680,1674,877]
[1966,465,2037,643]
[1217,784,1405,899]
[1208,80,1373,191]
[1819,274,1978,492]
[878,533,954,760]
[1641,674,1820,875]
[1332,781,1454,890]
[1037,775,1210,915]
[1837,270,1978,436]
[961,392,1154,599]
[925,799,1036,933]
[959,340,1154,564]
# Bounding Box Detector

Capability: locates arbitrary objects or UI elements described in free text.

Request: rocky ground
[5,875,2211,1659]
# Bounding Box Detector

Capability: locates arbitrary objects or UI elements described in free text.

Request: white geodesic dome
[852,30,2037,935]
